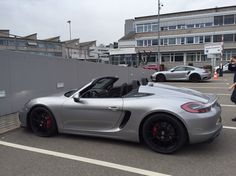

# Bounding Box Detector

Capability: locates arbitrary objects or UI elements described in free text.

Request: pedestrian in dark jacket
[228,56,236,121]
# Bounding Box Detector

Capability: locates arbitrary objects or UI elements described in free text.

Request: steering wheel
[89,89,99,97]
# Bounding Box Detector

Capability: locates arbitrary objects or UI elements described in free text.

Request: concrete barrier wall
[0,50,154,116]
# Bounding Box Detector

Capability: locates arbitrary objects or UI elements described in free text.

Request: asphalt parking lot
[1,73,236,176]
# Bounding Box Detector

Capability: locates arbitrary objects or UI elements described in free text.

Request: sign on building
[204,43,223,55]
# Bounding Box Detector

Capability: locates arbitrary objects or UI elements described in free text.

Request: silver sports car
[151,65,211,82]
[19,76,222,154]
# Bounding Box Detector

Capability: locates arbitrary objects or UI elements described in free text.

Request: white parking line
[223,126,236,130]
[182,87,228,89]
[216,94,231,96]
[0,141,170,176]
[220,104,236,107]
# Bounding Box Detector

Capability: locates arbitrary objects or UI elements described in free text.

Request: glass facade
[136,33,236,47]
[136,13,236,33]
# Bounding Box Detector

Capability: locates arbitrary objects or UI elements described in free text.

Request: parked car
[214,63,230,73]
[19,76,222,154]
[143,64,159,71]
[151,65,211,82]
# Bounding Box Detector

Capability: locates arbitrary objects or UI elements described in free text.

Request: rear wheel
[142,113,187,154]
[156,74,166,82]
[29,107,58,137]
[189,74,200,82]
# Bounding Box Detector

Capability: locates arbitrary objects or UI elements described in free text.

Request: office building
[111,6,236,68]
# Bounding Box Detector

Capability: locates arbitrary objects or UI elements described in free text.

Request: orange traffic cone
[213,71,218,80]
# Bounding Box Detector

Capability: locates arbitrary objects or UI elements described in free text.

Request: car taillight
[181,102,211,113]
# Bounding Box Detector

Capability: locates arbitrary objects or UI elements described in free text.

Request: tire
[142,113,187,154]
[189,74,200,82]
[156,74,166,82]
[29,107,58,137]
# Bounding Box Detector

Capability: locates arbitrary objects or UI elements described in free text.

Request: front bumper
[19,108,29,127]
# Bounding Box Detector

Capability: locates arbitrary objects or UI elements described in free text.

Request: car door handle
[108,106,119,111]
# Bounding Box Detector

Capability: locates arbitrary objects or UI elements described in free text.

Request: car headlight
[181,102,211,113]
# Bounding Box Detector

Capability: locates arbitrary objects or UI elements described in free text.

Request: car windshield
[64,89,78,97]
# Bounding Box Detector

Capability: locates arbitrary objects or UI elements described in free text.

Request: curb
[0,113,20,134]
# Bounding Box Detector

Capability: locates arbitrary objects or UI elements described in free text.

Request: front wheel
[156,74,166,82]
[29,107,58,137]
[142,113,187,154]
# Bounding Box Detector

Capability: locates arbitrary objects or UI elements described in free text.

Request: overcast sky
[1,0,235,45]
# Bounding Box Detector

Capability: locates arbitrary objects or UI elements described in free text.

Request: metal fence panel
[0,50,154,116]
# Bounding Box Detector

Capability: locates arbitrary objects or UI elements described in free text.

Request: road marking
[0,141,170,176]
[223,126,236,130]
[216,94,231,96]
[182,87,228,89]
[220,104,236,107]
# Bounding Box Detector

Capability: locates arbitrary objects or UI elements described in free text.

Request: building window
[199,36,204,43]
[163,38,168,45]
[224,34,234,42]
[152,23,158,32]
[194,36,199,44]
[161,26,168,31]
[186,24,194,29]
[213,35,222,42]
[152,39,158,46]
[186,37,194,44]
[205,36,212,43]
[169,26,176,30]
[136,25,143,33]
[195,23,204,28]
[187,53,196,62]
[205,22,213,27]
[224,15,235,25]
[176,37,185,45]
[177,24,185,29]
[169,38,176,45]
[161,54,170,62]
[214,16,223,26]
[137,40,143,46]
[17,41,26,47]
[0,39,8,45]
[175,54,184,62]
[144,24,152,32]
[144,40,152,46]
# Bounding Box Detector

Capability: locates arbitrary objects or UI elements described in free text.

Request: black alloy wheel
[29,107,58,137]
[189,74,200,82]
[156,74,166,82]
[142,113,187,154]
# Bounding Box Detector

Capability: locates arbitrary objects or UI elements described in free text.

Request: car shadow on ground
[20,128,221,156]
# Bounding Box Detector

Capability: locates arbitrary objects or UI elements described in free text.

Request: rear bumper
[187,114,222,144]
[201,73,211,80]
[189,124,222,144]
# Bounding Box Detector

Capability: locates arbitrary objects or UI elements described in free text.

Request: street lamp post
[67,20,72,40]
[67,20,72,59]
[157,0,162,70]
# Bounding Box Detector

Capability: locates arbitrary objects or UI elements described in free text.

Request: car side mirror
[73,93,80,103]
[171,69,175,72]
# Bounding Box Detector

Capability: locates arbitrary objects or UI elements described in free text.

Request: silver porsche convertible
[19,76,222,154]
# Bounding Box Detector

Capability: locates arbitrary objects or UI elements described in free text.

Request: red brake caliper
[46,116,52,129]
[152,124,159,137]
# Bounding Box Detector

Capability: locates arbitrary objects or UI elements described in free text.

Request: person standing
[228,56,236,121]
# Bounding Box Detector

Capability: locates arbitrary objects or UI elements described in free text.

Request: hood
[139,83,215,103]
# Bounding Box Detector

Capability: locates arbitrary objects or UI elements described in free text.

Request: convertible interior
[80,77,148,98]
